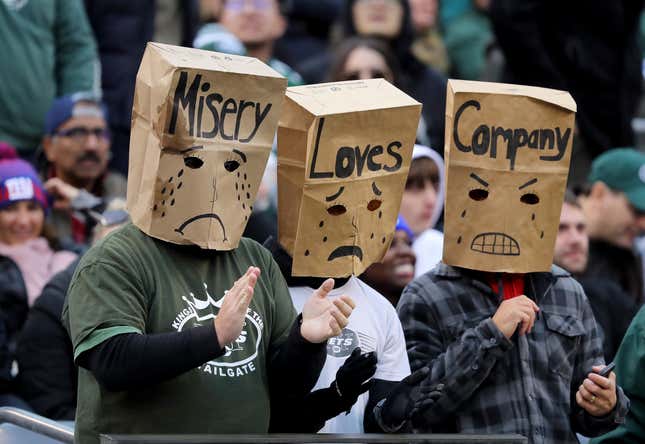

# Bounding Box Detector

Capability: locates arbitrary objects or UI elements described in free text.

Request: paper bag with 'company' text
[127,42,286,249]
[443,80,576,273]
[278,79,421,277]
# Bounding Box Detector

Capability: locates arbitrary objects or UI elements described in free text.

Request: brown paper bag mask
[278,79,421,277]
[443,80,576,273]
[127,43,286,249]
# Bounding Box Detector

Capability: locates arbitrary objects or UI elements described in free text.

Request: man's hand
[300,278,355,343]
[491,295,540,338]
[44,178,80,210]
[576,366,617,417]
[214,267,260,347]
[334,347,377,403]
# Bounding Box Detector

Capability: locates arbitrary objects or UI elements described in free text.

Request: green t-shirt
[63,224,296,444]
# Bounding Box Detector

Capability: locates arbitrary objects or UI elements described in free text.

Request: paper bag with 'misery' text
[127,42,286,249]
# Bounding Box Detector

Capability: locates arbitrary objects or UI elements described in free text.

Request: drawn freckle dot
[161,212,165,217]
[370,233,374,239]
[378,211,382,219]
[162,200,165,205]
[461,210,466,218]
[540,231,544,239]
[237,195,240,201]
[246,192,250,199]
[245,215,248,221]
[171,199,175,206]
[305,250,310,256]
[153,204,157,211]
[532,214,536,221]
[457,236,462,244]
[178,169,184,177]
[242,203,246,209]
[244,173,247,180]
[169,177,173,183]
[250,206,253,211]
[237,172,240,178]
[177,182,183,189]
[382,236,386,244]
[323,236,327,242]
[170,189,174,196]
[235,183,238,190]
[319,221,324,228]
[241,184,245,190]
[161,188,166,194]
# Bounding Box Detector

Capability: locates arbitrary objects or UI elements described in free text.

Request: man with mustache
[40,95,126,247]
[554,190,639,362]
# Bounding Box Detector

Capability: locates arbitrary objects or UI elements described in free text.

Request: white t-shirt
[413,228,444,277]
[289,276,410,433]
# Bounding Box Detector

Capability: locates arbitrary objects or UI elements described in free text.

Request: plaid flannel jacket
[397,263,629,444]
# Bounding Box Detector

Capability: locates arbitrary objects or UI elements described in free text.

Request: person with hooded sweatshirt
[300,0,447,150]
[399,144,445,276]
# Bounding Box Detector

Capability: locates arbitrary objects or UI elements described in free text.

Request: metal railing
[0,407,74,443]
[100,434,528,444]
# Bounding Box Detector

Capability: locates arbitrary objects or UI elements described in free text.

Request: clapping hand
[300,278,355,343]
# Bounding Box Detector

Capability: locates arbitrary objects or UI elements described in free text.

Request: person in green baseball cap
[577,148,645,305]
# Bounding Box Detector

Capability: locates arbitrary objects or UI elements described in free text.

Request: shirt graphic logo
[171,283,263,378]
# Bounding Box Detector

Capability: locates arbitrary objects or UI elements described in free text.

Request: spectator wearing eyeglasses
[39,95,127,249]
[195,0,303,86]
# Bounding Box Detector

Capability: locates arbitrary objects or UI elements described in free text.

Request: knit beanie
[0,142,48,211]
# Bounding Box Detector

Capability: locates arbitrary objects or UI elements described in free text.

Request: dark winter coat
[17,259,79,420]
[490,0,644,157]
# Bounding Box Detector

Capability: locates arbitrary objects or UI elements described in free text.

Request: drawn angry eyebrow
[325,186,345,202]
[232,149,247,163]
[372,182,382,196]
[518,178,538,190]
[470,173,489,188]
[179,145,204,154]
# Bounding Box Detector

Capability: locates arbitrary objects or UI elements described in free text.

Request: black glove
[332,347,378,412]
[409,381,445,431]
[373,366,431,432]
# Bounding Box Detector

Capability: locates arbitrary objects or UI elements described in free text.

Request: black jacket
[583,240,644,306]
[16,259,79,420]
[0,255,30,391]
[490,0,643,157]
[578,277,640,362]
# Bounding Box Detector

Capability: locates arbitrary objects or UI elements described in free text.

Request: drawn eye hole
[224,160,240,172]
[367,199,382,211]
[469,189,488,201]
[327,204,347,216]
[184,156,203,169]
[520,193,539,205]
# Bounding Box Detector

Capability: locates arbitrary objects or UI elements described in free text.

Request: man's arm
[397,278,514,426]
[271,348,377,433]
[77,325,224,391]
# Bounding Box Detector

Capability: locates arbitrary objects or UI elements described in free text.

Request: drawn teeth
[471,233,520,256]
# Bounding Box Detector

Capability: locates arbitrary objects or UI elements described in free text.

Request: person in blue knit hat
[0,141,77,408]
[362,216,416,307]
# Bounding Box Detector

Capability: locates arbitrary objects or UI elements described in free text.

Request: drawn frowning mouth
[470,232,519,256]
[328,245,363,261]
[175,213,227,240]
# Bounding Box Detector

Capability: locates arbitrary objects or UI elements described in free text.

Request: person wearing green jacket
[0,0,99,158]
[592,305,645,443]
